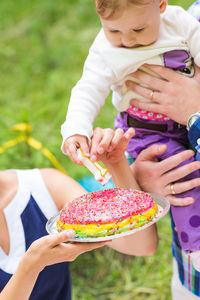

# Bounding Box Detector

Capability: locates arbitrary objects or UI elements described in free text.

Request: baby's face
[100,0,167,48]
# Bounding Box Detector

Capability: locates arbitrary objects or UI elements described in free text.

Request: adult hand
[126,64,200,126]
[131,144,200,206]
[24,230,106,273]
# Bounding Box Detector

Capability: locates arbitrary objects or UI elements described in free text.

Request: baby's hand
[90,127,135,163]
[63,134,89,164]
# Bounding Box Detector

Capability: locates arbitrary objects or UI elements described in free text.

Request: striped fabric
[187,0,200,22]
[171,211,200,296]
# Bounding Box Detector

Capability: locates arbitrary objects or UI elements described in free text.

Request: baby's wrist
[102,154,126,167]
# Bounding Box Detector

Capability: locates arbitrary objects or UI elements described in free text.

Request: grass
[0,0,195,299]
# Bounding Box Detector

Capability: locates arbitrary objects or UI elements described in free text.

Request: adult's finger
[77,241,108,253]
[165,160,200,184]
[127,67,168,92]
[136,144,167,163]
[142,64,181,82]
[130,99,166,115]
[126,80,164,105]
[167,195,194,206]
[159,150,195,174]
[167,178,200,196]
[44,230,76,248]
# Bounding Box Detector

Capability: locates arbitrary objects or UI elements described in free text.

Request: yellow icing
[57,203,158,236]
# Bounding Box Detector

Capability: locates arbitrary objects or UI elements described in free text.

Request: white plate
[46,193,170,242]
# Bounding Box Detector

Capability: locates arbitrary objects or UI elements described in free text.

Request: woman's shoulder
[40,168,86,210]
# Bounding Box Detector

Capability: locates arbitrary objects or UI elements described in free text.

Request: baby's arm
[61,43,115,163]
[92,128,158,255]
[0,230,106,300]
[105,143,158,257]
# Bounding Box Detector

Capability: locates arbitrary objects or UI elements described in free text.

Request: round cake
[57,188,158,237]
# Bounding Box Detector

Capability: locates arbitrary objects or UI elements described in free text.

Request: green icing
[74,218,150,238]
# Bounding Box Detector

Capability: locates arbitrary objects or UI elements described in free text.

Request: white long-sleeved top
[61,5,200,147]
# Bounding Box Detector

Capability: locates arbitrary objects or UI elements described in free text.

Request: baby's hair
[94,0,154,19]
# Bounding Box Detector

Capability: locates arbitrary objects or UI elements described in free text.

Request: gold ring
[150,90,154,101]
[170,183,176,195]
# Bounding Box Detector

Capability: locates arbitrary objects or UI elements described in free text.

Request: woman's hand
[24,230,106,273]
[126,64,200,125]
[132,144,200,206]
[1,230,107,300]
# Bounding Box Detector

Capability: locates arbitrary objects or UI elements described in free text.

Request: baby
[61,0,200,268]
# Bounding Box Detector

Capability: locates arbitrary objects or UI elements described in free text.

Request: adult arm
[0,230,106,300]
[40,168,87,210]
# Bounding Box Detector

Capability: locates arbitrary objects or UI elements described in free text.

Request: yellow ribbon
[0,123,67,175]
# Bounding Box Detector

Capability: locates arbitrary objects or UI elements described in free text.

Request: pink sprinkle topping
[59,188,155,225]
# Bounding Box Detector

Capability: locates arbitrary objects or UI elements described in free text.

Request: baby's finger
[167,195,194,206]
[111,128,135,150]
[124,127,135,140]
[79,140,90,157]
[97,128,114,154]
[90,127,104,160]
[67,143,82,164]
[110,128,125,149]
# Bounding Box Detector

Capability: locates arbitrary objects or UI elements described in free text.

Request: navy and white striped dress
[0,169,71,299]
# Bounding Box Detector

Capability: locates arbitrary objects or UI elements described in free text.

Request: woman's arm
[126,64,200,126]
[40,168,87,210]
[0,230,106,300]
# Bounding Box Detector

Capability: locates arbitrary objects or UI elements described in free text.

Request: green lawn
[0,0,195,299]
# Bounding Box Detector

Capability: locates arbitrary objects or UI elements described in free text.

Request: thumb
[79,138,90,156]
[139,144,167,162]
[50,230,76,246]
